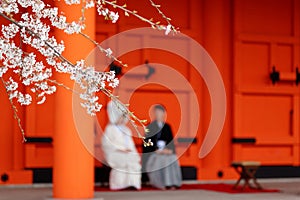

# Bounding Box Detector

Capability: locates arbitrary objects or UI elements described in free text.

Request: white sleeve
[102,125,127,153]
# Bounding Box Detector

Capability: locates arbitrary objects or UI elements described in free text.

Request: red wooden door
[233,0,300,165]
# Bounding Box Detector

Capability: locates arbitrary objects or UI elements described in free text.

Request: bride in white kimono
[102,101,141,190]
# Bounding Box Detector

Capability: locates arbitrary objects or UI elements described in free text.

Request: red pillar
[201,0,233,179]
[0,74,31,184]
[0,83,14,172]
[53,3,95,198]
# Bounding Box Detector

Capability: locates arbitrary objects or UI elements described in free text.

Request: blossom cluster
[96,1,119,23]
[0,0,119,115]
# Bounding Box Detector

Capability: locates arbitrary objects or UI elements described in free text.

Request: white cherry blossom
[64,0,81,5]
[110,12,119,23]
[164,24,172,35]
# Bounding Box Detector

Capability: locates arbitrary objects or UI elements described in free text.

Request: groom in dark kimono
[142,104,182,189]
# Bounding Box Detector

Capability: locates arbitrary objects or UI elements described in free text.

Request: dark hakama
[143,121,182,189]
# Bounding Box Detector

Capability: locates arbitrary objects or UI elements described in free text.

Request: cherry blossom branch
[1,77,27,143]
[149,0,171,24]
[46,79,79,94]
[79,31,128,67]
[148,0,178,34]
[101,0,178,34]
[0,8,149,143]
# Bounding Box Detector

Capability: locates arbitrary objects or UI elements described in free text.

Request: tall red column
[0,83,14,173]
[53,3,95,199]
[0,75,31,184]
[201,0,232,179]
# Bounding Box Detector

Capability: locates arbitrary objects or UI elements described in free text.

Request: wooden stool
[231,161,262,190]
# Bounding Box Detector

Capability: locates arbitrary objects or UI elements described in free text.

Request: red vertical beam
[53,3,95,198]
[201,0,232,178]
[0,81,14,172]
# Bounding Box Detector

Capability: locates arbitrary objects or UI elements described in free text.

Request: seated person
[142,104,182,190]
[102,101,141,190]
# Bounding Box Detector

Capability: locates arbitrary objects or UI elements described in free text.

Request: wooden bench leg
[233,177,242,189]
[232,166,243,189]
[252,177,262,189]
[242,177,251,190]
[245,166,263,190]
